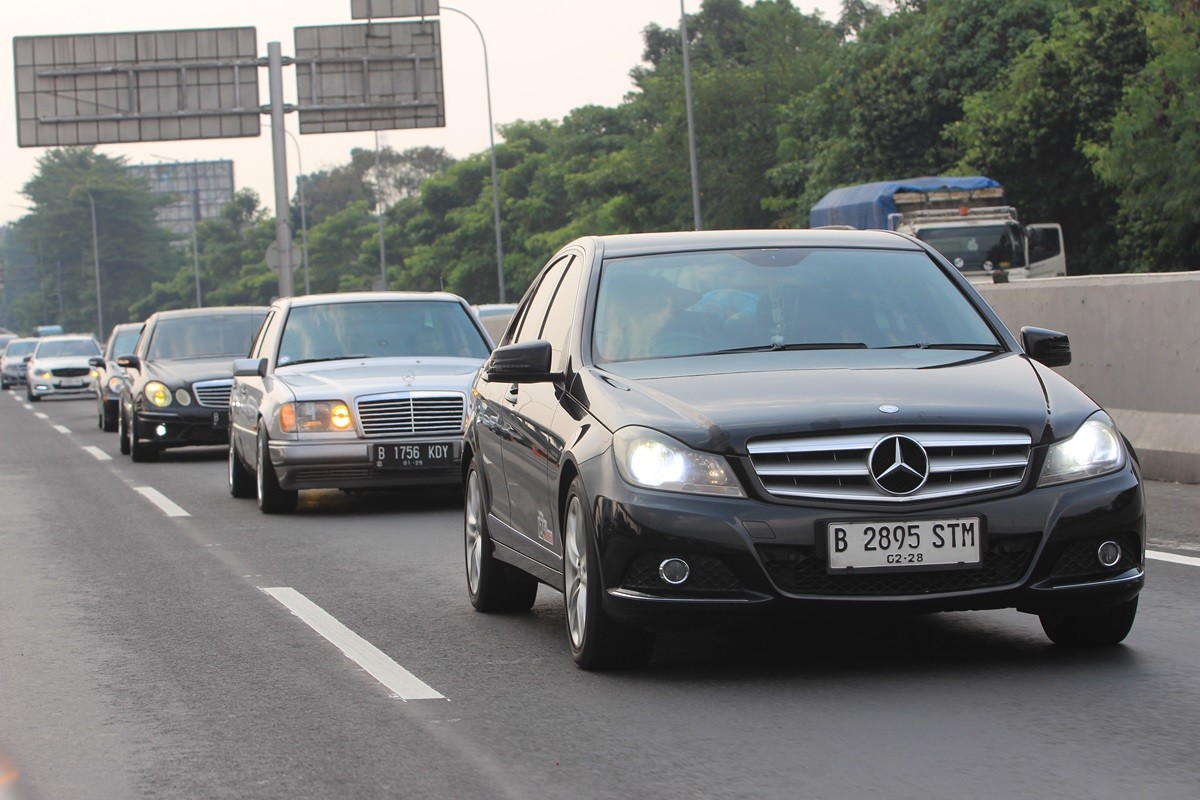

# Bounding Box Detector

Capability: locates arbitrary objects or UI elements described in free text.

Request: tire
[256,427,297,514]
[465,460,538,612]
[118,407,131,455]
[228,436,255,499]
[562,476,655,670]
[1040,597,1138,647]
[101,399,118,432]
[130,415,159,462]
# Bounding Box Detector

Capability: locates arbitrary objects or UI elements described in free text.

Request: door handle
[505,384,519,405]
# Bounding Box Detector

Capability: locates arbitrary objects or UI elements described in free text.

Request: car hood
[588,350,1100,453]
[276,357,482,395]
[31,356,96,370]
[145,356,238,385]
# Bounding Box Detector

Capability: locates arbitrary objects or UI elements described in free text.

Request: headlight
[1038,413,1126,487]
[174,388,192,406]
[144,381,171,407]
[279,401,355,433]
[34,368,52,380]
[613,426,745,497]
[106,376,122,393]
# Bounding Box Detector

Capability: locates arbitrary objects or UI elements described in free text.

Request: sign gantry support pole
[267,41,295,298]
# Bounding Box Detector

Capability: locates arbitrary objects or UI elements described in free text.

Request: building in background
[126,160,236,240]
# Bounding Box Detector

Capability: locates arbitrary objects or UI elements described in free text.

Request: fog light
[1097,540,1122,568]
[658,558,690,585]
[155,424,168,438]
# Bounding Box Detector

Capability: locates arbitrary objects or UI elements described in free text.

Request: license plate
[58,379,83,388]
[827,517,982,572]
[372,442,457,469]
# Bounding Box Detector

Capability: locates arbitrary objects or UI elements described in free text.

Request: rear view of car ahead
[464,229,1145,670]
[228,292,493,514]
[1,338,38,390]
[24,335,102,401]
[118,307,267,462]
[90,322,143,432]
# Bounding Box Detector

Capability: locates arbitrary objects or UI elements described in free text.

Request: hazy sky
[2,0,842,227]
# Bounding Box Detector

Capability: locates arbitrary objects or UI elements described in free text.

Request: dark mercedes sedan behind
[118,306,267,462]
[464,229,1145,670]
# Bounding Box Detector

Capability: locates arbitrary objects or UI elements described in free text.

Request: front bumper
[578,456,1145,627]
[268,437,462,490]
[134,407,230,448]
[29,377,96,397]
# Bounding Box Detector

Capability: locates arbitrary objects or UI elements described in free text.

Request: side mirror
[116,354,141,370]
[485,340,558,383]
[88,356,104,368]
[233,357,268,378]
[22,356,32,364]
[1021,326,1071,367]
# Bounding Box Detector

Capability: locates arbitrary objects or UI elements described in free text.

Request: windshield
[3,340,37,358]
[35,338,101,358]
[148,313,265,360]
[916,223,1026,271]
[276,300,491,365]
[593,248,1001,363]
[108,328,142,359]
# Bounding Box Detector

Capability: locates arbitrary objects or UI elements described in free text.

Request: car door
[232,307,281,459]
[499,252,583,563]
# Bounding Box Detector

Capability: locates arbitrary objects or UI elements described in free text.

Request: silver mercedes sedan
[228,291,493,513]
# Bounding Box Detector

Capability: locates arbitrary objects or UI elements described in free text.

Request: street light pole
[680,0,703,231]
[82,189,104,336]
[442,6,506,302]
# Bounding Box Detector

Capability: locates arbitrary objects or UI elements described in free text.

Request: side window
[512,255,572,345]
[252,310,280,360]
[538,256,582,368]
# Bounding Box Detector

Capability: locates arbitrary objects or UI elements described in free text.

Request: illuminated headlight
[144,381,171,407]
[174,388,192,406]
[280,401,355,433]
[90,369,100,379]
[106,376,122,394]
[33,368,52,380]
[613,426,744,497]
[1038,413,1126,487]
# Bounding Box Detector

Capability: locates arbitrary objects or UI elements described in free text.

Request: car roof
[277,291,469,309]
[147,305,268,321]
[584,228,921,258]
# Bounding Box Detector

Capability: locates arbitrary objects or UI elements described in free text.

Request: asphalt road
[1,391,1198,800]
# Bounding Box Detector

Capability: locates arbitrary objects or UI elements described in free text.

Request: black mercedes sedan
[464,229,1145,670]
[117,306,267,462]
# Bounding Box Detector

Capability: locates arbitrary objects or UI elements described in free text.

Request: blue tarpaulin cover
[808,176,1002,230]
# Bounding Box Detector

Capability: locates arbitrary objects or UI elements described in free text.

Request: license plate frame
[371,441,458,470]
[58,378,84,388]
[826,517,983,573]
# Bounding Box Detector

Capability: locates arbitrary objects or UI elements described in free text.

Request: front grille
[356,393,465,439]
[193,379,233,408]
[748,430,1032,503]
[757,534,1039,596]
[621,553,744,595]
[52,367,90,378]
[1048,534,1142,580]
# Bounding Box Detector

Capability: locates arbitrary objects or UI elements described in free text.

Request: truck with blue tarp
[809,176,1066,280]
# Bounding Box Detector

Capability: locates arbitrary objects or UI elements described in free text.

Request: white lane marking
[262,587,445,701]
[133,486,190,518]
[34,412,47,419]
[83,446,112,461]
[54,425,70,434]
[1147,549,1200,569]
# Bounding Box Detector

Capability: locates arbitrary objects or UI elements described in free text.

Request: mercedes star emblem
[868,435,930,495]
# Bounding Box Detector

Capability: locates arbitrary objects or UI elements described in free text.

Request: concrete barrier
[978,272,1200,484]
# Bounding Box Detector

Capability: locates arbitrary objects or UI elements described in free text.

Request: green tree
[13,147,176,335]
[1088,0,1200,271]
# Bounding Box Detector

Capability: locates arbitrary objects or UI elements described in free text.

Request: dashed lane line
[262,587,445,701]
[53,424,70,434]
[1147,549,1200,569]
[83,446,112,461]
[133,486,190,517]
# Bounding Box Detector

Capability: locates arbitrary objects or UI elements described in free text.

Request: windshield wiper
[705,342,869,355]
[279,354,369,366]
[880,343,1004,351]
